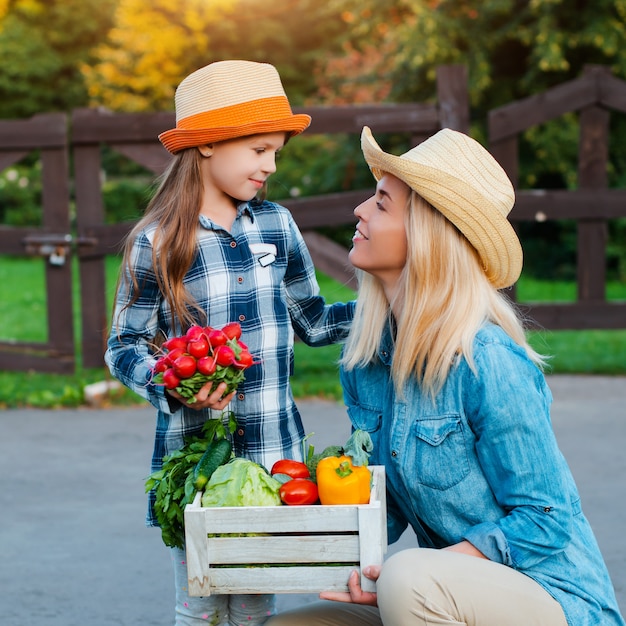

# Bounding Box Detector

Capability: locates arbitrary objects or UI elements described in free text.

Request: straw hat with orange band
[360,126,522,290]
[159,60,311,154]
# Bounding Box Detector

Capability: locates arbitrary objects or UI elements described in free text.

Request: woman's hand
[168,380,235,411]
[319,567,379,606]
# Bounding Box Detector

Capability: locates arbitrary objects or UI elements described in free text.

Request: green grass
[0,255,624,408]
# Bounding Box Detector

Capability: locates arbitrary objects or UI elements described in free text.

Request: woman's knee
[376,548,443,623]
[378,548,436,596]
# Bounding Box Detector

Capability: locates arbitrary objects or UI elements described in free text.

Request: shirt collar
[198,201,255,230]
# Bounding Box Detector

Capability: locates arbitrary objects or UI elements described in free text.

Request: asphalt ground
[1,374,625,626]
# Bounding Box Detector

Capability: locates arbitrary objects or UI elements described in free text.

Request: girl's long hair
[341,191,545,398]
[118,148,205,331]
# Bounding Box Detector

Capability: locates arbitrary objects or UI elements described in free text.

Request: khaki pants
[266,548,568,626]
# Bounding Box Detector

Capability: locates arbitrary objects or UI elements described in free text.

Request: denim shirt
[341,323,624,626]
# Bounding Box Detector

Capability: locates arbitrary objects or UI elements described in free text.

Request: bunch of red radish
[152,322,255,402]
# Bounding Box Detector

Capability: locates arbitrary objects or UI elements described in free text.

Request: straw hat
[361,126,522,289]
[159,60,311,154]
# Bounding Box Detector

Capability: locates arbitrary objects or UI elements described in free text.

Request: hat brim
[361,127,522,289]
[159,114,311,154]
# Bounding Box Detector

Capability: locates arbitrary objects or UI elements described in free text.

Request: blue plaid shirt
[105,199,354,526]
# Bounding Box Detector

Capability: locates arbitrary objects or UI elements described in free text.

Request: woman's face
[349,173,410,286]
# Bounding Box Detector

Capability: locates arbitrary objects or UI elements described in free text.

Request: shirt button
[237,393,245,400]
[391,450,398,457]
[381,351,388,358]
[237,276,244,283]
[230,241,237,248]
[237,428,245,437]
[238,314,246,322]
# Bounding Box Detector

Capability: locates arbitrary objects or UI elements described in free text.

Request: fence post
[436,65,470,134]
[577,65,610,302]
[72,108,110,369]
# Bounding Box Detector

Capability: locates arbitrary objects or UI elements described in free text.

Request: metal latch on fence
[22,233,98,266]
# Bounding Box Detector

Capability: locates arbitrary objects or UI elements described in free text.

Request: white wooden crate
[184,465,387,595]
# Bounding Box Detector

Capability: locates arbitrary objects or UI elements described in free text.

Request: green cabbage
[201,458,282,507]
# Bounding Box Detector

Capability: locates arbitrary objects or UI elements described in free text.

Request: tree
[83,0,348,112]
[316,0,626,185]
[0,0,117,118]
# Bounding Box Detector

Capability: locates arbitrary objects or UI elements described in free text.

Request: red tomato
[214,345,235,366]
[187,336,209,359]
[279,479,319,506]
[234,350,254,369]
[207,329,228,348]
[172,354,197,378]
[222,322,242,340]
[197,355,217,376]
[162,336,187,352]
[271,459,310,479]
[162,368,181,390]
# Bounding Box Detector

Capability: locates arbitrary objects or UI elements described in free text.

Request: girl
[105,60,354,626]
[265,127,625,626]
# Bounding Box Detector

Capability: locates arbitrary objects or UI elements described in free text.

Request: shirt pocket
[410,415,470,490]
[346,405,383,455]
[347,405,383,433]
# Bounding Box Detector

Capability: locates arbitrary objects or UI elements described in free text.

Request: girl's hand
[319,567,379,606]
[168,380,235,411]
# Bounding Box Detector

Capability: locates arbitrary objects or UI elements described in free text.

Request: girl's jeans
[265,548,568,626]
[172,547,275,626]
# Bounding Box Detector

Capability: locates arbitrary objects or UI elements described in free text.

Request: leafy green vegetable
[343,430,373,467]
[144,413,236,548]
[302,429,373,477]
[201,458,282,508]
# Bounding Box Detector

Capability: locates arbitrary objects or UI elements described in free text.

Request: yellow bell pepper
[316,455,371,505]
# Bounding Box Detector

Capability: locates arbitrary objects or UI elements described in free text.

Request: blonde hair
[117,148,205,331]
[342,192,545,398]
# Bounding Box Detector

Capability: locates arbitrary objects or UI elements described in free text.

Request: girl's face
[349,174,409,287]
[200,132,287,203]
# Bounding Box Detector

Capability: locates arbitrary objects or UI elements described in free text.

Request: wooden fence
[490,64,626,329]
[0,63,624,373]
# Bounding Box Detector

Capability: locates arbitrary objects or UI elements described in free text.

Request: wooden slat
[0,113,67,149]
[302,231,357,291]
[598,71,626,113]
[208,565,360,595]
[509,189,626,221]
[489,72,599,141]
[296,103,440,134]
[282,189,369,229]
[0,150,29,171]
[208,534,360,564]
[522,302,626,330]
[71,108,174,144]
[0,344,74,373]
[200,504,360,534]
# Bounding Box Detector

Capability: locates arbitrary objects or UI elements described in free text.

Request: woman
[266,127,624,625]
